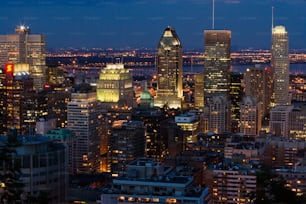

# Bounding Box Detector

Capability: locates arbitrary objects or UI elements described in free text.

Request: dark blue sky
[0,0,305,50]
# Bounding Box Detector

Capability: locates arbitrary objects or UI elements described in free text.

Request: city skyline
[0,0,305,50]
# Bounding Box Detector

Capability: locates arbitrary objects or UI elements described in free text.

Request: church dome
[140,90,152,100]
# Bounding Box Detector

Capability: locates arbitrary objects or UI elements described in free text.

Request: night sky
[0,0,305,50]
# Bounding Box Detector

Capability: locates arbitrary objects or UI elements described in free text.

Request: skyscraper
[194,73,204,108]
[244,66,273,119]
[208,95,231,134]
[0,63,34,135]
[230,72,243,133]
[240,96,262,136]
[154,26,183,109]
[110,120,146,176]
[271,26,289,105]
[204,30,231,105]
[67,92,102,174]
[0,25,46,91]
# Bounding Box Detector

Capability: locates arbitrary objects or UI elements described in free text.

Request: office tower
[208,95,230,134]
[67,92,102,174]
[240,96,262,136]
[160,118,184,157]
[194,73,204,108]
[46,87,71,128]
[97,63,133,108]
[154,26,183,109]
[0,25,46,90]
[0,63,34,135]
[97,158,210,204]
[271,26,289,105]
[132,104,167,162]
[244,66,273,119]
[175,111,200,144]
[230,72,243,133]
[109,120,146,177]
[22,90,49,134]
[204,30,231,105]
[269,105,293,137]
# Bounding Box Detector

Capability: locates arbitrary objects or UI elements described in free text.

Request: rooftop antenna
[212,0,215,29]
[271,6,274,31]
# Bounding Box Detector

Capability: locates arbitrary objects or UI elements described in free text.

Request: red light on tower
[264,67,271,72]
[5,63,14,74]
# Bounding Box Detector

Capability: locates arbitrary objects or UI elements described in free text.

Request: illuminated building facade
[208,95,231,134]
[97,63,133,108]
[110,120,146,177]
[154,26,183,109]
[244,66,273,118]
[194,73,204,108]
[175,111,200,145]
[0,25,46,91]
[240,96,262,136]
[271,26,290,105]
[230,72,243,133]
[204,30,231,105]
[46,87,71,128]
[0,63,34,135]
[67,92,102,174]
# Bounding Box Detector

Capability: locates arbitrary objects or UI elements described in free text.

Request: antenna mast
[271,6,274,31]
[212,0,215,29]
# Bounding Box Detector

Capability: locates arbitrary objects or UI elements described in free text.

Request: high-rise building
[194,73,204,108]
[132,104,167,162]
[230,72,243,133]
[109,120,146,177]
[0,63,34,135]
[0,25,46,90]
[271,26,289,105]
[269,105,293,137]
[46,87,71,128]
[154,26,183,109]
[204,30,231,105]
[97,63,133,109]
[240,96,262,136]
[175,111,200,145]
[208,95,231,134]
[67,92,102,174]
[244,66,273,119]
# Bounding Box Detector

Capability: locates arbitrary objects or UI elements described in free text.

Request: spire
[271,6,274,32]
[212,0,215,30]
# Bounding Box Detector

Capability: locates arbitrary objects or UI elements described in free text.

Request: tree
[0,129,24,203]
[256,165,301,204]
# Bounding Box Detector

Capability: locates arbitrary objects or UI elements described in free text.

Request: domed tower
[140,90,153,108]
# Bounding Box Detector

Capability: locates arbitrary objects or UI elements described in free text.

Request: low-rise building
[98,158,210,204]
